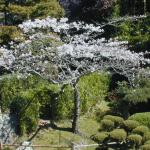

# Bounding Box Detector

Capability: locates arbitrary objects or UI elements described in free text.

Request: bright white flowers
[0,17,150,83]
[0,47,15,68]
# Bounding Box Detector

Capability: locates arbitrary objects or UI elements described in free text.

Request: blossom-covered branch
[0,17,149,84]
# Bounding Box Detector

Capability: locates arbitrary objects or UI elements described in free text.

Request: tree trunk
[72,83,80,134]
[143,0,146,15]
[3,0,9,25]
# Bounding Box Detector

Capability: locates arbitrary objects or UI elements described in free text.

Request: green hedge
[110,129,127,141]
[94,132,109,143]
[144,132,150,142]
[101,119,115,131]
[141,144,150,150]
[78,72,110,114]
[132,126,149,136]
[123,120,140,131]
[129,113,150,128]
[128,134,142,146]
[103,115,124,126]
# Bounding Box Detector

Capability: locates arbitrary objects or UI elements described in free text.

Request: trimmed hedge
[141,144,150,150]
[132,126,149,136]
[103,115,124,126]
[129,113,150,128]
[94,132,109,143]
[101,119,114,131]
[123,120,140,131]
[143,132,150,142]
[128,134,142,145]
[110,129,127,141]
[145,140,150,145]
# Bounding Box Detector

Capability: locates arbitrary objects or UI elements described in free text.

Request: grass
[13,117,100,150]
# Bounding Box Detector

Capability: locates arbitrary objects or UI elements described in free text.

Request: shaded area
[109,72,129,91]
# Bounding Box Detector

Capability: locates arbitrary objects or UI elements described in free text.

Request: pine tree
[0,0,65,25]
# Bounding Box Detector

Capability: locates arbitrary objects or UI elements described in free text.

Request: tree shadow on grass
[28,122,72,142]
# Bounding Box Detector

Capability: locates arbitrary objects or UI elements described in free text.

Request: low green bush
[145,140,150,145]
[128,134,142,146]
[141,144,150,150]
[129,113,150,128]
[123,120,140,131]
[110,129,127,141]
[143,132,150,142]
[103,115,124,126]
[132,126,149,136]
[101,119,115,131]
[94,132,109,143]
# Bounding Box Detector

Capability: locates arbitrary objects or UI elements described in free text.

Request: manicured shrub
[141,144,150,150]
[78,72,110,114]
[103,115,124,126]
[143,132,150,142]
[145,140,150,145]
[94,132,109,143]
[129,113,150,128]
[123,120,140,131]
[132,126,149,136]
[110,129,127,141]
[101,119,115,131]
[128,134,143,146]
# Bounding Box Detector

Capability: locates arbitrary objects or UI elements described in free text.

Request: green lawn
[13,117,100,150]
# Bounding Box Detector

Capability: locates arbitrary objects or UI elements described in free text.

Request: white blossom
[0,17,150,84]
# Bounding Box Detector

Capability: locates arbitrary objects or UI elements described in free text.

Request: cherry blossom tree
[0,16,150,133]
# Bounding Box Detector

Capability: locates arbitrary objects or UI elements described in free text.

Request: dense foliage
[0,0,64,25]
[0,0,150,148]
[109,77,150,118]
[95,114,150,149]
[0,72,110,134]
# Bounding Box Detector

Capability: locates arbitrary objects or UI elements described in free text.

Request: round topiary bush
[132,125,149,136]
[101,119,115,131]
[141,144,150,150]
[129,113,150,128]
[123,120,140,131]
[145,140,150,144]
[128,134,142,146]
[94,132,109,143]
[103,115,124,126]
[110,129,127,141]
[143,132,150,142]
